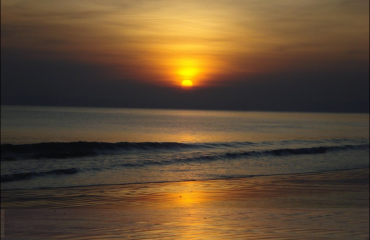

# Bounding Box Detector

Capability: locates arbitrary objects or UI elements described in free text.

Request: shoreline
[2,168,368,209]
[2,166,369,192]
[2,168,369,239]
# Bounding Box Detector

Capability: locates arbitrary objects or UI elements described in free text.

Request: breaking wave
[1,140,368,161]
[0,141,252,160]
[1,168,79,182]
[122,144,369,167]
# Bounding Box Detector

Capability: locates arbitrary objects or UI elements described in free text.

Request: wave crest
[1,141,368,161]
[1,141,199,160]
[123,144,369,167]
[1,168,79,182]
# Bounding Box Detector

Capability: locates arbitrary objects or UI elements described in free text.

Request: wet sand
[1,168,369,239]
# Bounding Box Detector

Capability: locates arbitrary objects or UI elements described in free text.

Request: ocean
[1,105,369,190]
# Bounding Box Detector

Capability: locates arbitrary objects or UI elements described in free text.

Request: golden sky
[1,0,369,89]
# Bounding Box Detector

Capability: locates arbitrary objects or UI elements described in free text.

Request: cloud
[1,0,368,112]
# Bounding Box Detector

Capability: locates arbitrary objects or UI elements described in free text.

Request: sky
[1,0,369,113]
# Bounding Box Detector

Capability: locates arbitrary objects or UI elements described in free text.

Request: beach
[1,107,369,239]
[2,168,369,239]
[2,0,369,238]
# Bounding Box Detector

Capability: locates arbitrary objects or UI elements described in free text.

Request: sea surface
[1,105,369,190]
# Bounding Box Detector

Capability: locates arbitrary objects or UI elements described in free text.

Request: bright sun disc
[181,80,193,87]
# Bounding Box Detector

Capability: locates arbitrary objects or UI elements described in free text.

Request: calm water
[1,105,369,190]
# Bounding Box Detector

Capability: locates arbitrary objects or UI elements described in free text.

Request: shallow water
[2,169,369,240]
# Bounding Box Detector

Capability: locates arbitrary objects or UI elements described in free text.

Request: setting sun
[181,80,193,88]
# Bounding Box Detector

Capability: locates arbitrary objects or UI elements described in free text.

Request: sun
[181,80,193,88]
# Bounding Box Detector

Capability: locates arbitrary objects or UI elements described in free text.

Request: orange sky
[2,0,369,88]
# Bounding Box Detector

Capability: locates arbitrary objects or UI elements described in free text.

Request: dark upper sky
[1,0,369,113]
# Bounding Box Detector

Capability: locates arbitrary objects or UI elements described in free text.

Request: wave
[1,144,368,183]
[1,140,368,161]
[0,141,254,160]
[119,144,369,167]
[1,168,79,182]
[224,145,368,158]
[1,141,194,160]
